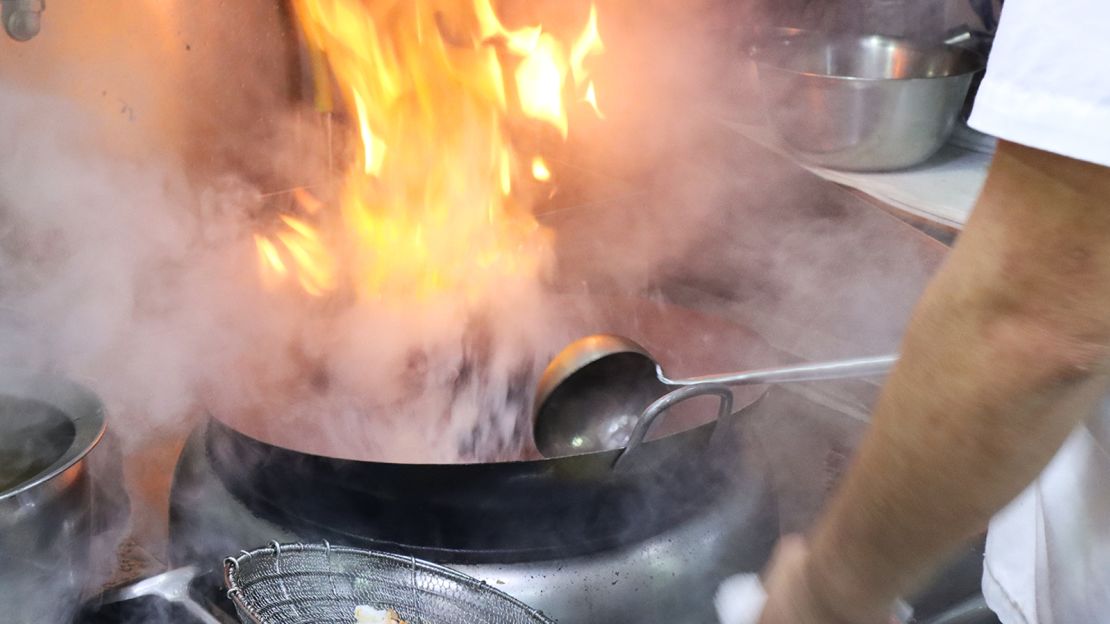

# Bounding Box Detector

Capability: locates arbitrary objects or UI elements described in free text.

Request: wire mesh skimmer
[224,542,556,624]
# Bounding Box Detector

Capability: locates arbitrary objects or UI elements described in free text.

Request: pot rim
[0,369,106,500]
[753,33,985,83]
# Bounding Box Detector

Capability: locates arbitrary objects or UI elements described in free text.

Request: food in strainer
[355,605,407,623]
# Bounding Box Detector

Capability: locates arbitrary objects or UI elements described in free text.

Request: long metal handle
[659,354,899,387]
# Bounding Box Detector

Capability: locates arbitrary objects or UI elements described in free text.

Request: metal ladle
[533,334,898,457]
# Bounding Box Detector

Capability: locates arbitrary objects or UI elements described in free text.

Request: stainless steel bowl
[741,26,809,57]
[754,34,984,171]
[0,370,107,623]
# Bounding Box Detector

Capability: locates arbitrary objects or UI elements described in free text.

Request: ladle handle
[660,353,899,387]
[613,384,733,470]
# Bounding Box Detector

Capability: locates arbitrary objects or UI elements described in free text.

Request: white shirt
[970,0,1110,169]
[969,1,1110,622]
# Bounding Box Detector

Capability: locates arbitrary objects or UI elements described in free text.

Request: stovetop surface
[75,538,233,624]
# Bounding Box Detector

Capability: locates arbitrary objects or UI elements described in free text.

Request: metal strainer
[224,542,555,624]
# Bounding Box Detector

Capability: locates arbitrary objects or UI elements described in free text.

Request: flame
[515,33,569,137]
[531,156,551,181]
[257,1,604,299]
[570,5,603,86]
[292,187,324,215]
[254,234,287,290]
[583,80,604,118]
[499,147,513,196]
[274,212,338,296]
[350,89,387,176]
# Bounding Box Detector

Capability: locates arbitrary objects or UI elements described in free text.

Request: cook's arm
[767,140,1110,623]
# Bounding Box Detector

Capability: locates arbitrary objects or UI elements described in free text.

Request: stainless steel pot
[754,33,984,171]
[0,370,107,623]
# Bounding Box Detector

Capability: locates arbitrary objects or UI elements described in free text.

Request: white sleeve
[968,0,1110,168]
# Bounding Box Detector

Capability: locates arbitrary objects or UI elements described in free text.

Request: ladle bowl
[533,334,898,457]
[533,335,664,458]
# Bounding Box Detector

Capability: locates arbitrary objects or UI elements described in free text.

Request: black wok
[204,390,764,564]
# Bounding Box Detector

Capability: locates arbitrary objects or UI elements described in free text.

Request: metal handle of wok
[613,384,733,469]
[657,353,898,387]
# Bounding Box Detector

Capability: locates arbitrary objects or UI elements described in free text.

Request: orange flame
[531,156,552,182]
[583,81,604,118]
[571,5,604,86]
[350,89,387,176]
[254,234,287,290]
[515,32,569,137]
[256,1,604,300]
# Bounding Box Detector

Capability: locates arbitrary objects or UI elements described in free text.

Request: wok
[211,297,788,463]
[202,298,794,562]
[204,391,758,564]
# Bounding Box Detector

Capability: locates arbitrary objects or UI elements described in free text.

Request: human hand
[757,536,898,624]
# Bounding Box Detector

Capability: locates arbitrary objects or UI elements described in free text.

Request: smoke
[0,0,951,619]
[0,0,944,467]
[0,52,268,610]
[0,79,272,446]
[0,3,305,615]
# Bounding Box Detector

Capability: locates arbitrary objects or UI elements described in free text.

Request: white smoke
[0,1,948,620]
[0,87,205,431]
